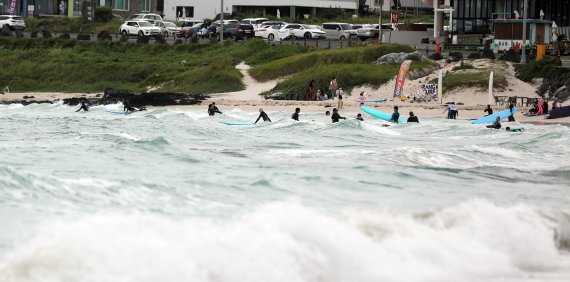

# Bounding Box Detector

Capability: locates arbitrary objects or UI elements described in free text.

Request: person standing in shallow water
[391,106,400,123]
[292,108,300,121]
[407,111,419,123]
[76,101,89,112]
[484,105,493,116]
[508,103,516,122]
[208,102,222,116]
[307,80,315,101]
[331,108,346,123]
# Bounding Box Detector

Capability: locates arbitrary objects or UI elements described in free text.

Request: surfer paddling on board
[292,108,300,121]
[506,127,525,132]
[208,103,222,116]
[331,108,346,123]
[254,108,271,124]
[356,113,364,121]
[390,106,400,124]
[123,98,137,112]
[486,116,502,129]
[75,101,89,112]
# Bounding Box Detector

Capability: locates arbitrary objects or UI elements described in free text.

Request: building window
[176,6,194,18]
[113,0,128,10]
[141,0,150,12]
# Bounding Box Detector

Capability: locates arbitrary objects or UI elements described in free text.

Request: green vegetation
[250,44,415,81]
[440,70,507,92]
[25,17,124,34]
[0,38,284,93]
[253,44,434,100]
[452,61,475,71]
[515,57,569,83]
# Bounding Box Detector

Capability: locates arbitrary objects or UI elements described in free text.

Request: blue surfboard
[106,110,126,115]
[355,99,387,103]
[361,106,407,124]
[219,121,256,126]
[472,107,517,124]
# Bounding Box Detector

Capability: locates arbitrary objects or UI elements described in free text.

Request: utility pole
[220,0,224,43]
[521,0,527,63]
[379,0,383,43]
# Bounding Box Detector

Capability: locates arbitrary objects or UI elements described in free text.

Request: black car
[234,24,254,41]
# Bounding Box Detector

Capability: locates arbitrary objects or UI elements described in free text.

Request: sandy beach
[1,60,569,125]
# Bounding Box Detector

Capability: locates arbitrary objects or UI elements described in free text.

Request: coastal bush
[437,69,507,92]
[261,59,434,100]
[250,44,414,81]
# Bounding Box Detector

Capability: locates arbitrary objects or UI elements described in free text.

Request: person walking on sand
[254,108,271,124]
[329,76,338,100]
[307,80,315,101]
[337,87,344,109]
[292,108,300,121]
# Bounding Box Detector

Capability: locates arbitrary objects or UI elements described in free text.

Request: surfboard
[361,106,407,124]
[106,110,126,115]
[354,99,387,103]
[219,121,256,126]
[471,107,517,124]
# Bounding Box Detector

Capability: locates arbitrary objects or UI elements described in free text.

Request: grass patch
[436,69,507,92]
[250,44,415,82]
[25,17,124,34]
[452,61,475,71]
[262,59,434,100]
[0,38,274,93]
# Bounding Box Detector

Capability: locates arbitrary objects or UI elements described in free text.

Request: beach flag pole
[437,69,443,104]
[488,71,494,105]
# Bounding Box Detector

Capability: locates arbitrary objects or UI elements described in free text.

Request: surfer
[390,106,400,124]
[484,105,493,116]
[507,103,515,122]
[407,111,419,123]
[331,108,346,123]
[255,108,271,123]
[486,116,502,129]
[292,108,300,121]
[208,103,222,116]
[75,101,89,112]
[443,102,457,119]
[123,99,136,112]
[506,127,524,132]
[356,113,364,121]
[307,80,315,101]
[325,111,330,116]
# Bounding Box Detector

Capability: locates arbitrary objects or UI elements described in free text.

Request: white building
[163,0,358,21]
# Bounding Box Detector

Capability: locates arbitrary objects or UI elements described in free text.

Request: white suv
[120,20,161,37]
[129,13,163,24]
[322,22,356,40]
[0,15,25,30]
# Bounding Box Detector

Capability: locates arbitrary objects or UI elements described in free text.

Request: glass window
[113,0,128,10]
[140,0,150,12]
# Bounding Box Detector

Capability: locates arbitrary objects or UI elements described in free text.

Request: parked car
[254,21,287,38]
[120,20,161,37]
[321,22,357,40]
[129,13,163,24]
[351,24,364,30]
[0,15,25,30]
[240,18,269,29]
[179,22,206,38]
[234,24,255,41]
[356,24,393,41]
[155,21,180,37]
[278,24,326,40]
[179,19,203,28]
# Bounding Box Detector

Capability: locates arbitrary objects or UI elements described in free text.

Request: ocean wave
[0,200,568,282]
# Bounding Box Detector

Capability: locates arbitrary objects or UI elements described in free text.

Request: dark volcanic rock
[61,88,208,107]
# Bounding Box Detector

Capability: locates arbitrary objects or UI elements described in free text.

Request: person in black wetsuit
[356,113,364,121]
[391,106,400,123]
[292,108,300,121]
[507,103,515,122]
[484,105,493,116]
[208,102,222,116]
[75,101,89,112]
[486,116,502,129]
[331,108,346,123]
[123,98,136,112]
[255,108,271,123]
[325,111,330,116]
[407,111,419,123]
[506,127,524,132]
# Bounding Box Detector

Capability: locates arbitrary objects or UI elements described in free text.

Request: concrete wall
[380,29,432,45]
[163,0,357,21]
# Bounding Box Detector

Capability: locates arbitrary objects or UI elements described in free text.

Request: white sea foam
[0,201,568,282]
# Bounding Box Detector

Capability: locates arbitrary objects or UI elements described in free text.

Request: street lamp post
[521,0,527,63]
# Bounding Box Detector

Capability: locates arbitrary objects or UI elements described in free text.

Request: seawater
[0,103,569,282]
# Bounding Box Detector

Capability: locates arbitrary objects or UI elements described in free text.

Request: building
[448,0,570,34]
[162,0,357,21]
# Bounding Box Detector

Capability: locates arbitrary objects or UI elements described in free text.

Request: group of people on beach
[307,77,346,110]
